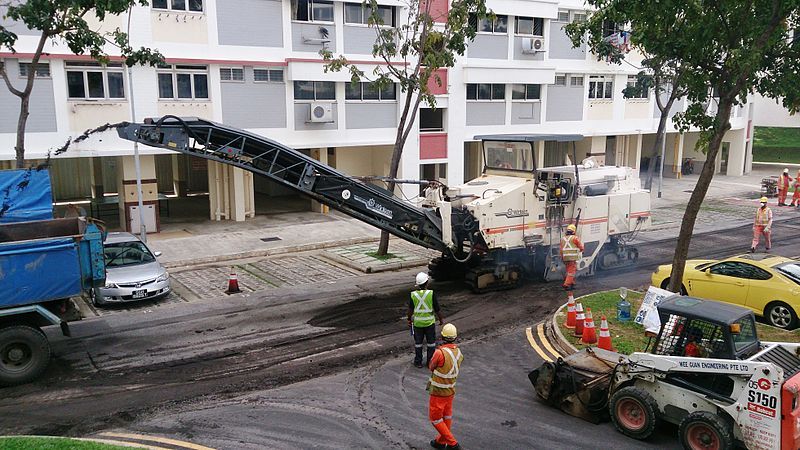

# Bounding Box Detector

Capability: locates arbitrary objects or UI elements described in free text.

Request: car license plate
[132,289,147,299]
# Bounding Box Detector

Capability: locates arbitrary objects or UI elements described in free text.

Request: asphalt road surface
[3,220,800,449]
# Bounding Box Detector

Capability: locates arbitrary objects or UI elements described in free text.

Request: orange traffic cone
[598,315,613,351]
[581,307,597,344]
[573,303,585,337]
[225,273,241,294]
[565,294,577,329]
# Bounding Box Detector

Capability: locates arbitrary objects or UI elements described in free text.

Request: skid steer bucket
[528,347,620,423]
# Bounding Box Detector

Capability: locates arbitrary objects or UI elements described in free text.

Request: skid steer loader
[529,295,800,450]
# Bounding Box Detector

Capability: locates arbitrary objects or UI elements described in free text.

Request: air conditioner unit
[521,37,545,54]
[309,102,333,123]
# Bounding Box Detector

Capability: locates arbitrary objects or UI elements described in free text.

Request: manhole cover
[260,237,282,242]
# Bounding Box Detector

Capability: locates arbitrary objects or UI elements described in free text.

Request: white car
[91,232,171,306]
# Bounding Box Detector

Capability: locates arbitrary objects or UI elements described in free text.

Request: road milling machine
[116,117,650,292]
[530,296,800,450]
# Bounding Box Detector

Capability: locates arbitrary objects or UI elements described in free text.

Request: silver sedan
[91,232,171,306]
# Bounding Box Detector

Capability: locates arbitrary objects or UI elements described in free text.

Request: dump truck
[530,295,800,450]
[0,169,106,385]
[115,117,651,292]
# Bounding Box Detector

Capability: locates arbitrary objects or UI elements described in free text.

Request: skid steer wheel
[679,411,733,450]
[0,325,51,386]
[609,386,658,440]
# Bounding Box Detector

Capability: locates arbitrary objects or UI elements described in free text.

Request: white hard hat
[442,323,457,340]
[416,272,430,286]
[785,168,790,173]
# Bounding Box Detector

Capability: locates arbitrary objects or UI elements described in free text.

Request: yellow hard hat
[441,323,457,340]
[567,224,577,233]
[760,197,768,203]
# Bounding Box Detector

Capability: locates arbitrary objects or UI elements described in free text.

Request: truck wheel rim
[770,306,791,327]
[1,343,32,373]
[616,398,646,431]
[687,423,719,450]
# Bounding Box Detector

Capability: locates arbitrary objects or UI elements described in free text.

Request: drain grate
[260,236,282,242]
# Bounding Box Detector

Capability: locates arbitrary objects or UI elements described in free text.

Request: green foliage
[754,126,800,148]
[0,437,136,450]
[322,0,489,109]
[0,1,163,67]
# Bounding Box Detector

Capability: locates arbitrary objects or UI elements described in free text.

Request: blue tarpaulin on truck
[0,238,83,307]
[0,169,53,223]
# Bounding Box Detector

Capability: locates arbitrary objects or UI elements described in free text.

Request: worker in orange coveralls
[752,197,773,253]
[560,224,584,290]
[427,323,463,450]
[791,170,800,207]
[778,168,792,206]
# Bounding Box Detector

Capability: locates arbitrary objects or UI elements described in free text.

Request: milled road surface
[3,220,800,448]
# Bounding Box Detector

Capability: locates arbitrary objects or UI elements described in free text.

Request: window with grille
[157,64,209,100]
[626,75,649,99]
[345,82,397,101]
[152,0,203,12]
[556,11,569,23]
[588,75,613,99]
[572,12,587,23]
[470,14,508,33]
[293,81,335,100]
[19,62,51,78]
[511,84,541,101]
[220,68,244,82]
[466,83,505,101]
[654,315,729,359]
[515,16,544,36]
[345,3,395,26]
[419,108,444,132]
[570,76,584,87]
[554,75,567,86]
[66,62,125,100]
[254,68,285,83]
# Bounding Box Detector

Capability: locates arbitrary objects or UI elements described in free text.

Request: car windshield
[484,141,534,171]
[732,316,758,352]
[104,241,156,268]
[776,263,800,284]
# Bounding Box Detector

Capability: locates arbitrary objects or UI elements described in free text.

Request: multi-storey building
[0,0,753,232]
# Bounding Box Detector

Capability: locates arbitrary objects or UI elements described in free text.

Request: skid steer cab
[530,295,800,450]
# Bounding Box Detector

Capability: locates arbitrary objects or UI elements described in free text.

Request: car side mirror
[154,251,162,257]
[705,270,712,276]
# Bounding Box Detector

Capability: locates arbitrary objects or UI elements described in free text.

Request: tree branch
[0,59,23,97]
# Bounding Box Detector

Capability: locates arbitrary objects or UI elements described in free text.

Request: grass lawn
[753,126,800,163]
[556,290,800,355]
[0,437,138,450]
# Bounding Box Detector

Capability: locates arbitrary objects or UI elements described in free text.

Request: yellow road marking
[79,437,172,449]
[526,326,552,362]
[99,432,216,450]
[537,323,562,359]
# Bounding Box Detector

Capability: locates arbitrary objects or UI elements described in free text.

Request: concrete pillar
[172,154,188,197]
[207,161,255,222]
[675,133,685,179]
[536,141,545,170]
[588,136,606,165]
[633,133,643,170]
[727,128,747,176]
[117,155,159,233]
[91,157,104,199]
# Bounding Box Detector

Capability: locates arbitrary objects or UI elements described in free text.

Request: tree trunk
[15,95,31,169]
[377,143,404,255]
[667,100,733,293]
[644,96,677,190]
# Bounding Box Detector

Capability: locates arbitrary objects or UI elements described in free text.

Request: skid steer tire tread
[609,386,659,440]
[679,411,733,450]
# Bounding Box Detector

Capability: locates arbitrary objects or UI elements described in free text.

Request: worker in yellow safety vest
[408,272,445,368]
[427,323,463,450]
[560,224,584,290]
[778,168,793,206]
[752,197,773,252]
[791,170,800,208]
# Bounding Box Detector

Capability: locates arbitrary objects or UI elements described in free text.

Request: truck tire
[679,411,733,450]
[0,325,51,386]
[609,386,659,440]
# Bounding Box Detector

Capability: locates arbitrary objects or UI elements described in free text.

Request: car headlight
[156,272,170,283]
[104,282,118,289]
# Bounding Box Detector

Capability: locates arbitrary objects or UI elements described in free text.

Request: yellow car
[651,253,800,329]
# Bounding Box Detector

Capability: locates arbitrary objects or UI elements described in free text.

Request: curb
[548,291,624,355]
[162,236,379,269]
[321,250,429,274]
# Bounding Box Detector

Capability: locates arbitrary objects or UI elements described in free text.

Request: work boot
[414,361,424,368]
[430,440,446,449]
[750,247,756,253]
[444,444,461,450]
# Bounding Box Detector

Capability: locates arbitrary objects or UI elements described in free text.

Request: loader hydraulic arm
[116,116,448,251]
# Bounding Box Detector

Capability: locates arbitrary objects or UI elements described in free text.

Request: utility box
[128,204,158,234]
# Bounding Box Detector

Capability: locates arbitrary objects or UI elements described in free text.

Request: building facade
[0,0,754,232]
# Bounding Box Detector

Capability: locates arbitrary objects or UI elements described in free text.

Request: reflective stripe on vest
[755,208,771,226]
[429,347,463,396]
[561,235,582,262]
[411,290,435,327]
